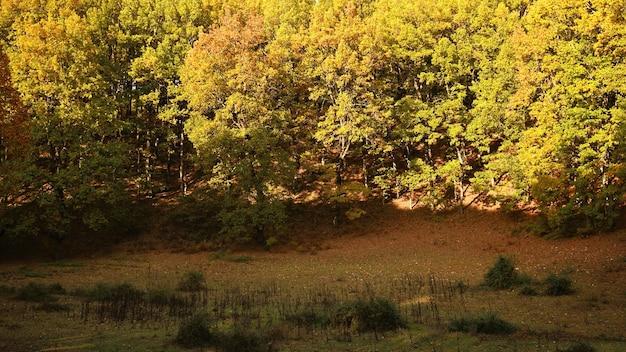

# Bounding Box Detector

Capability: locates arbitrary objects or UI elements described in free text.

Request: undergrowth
[448,312,517,335]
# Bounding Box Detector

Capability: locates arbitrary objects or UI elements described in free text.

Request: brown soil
[2,199,625,286]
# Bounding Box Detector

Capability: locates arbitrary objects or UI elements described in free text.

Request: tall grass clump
[449,312,517,335]
[176,312,213,348]
[484,256,518,290]
[332,298,406,334]
[16,282,65,302]
[560,341,596,352]
[177,271,206,292]
[544,272,574,296]
[215,325,273,352]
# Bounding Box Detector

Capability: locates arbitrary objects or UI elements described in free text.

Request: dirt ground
[2,198,625,292]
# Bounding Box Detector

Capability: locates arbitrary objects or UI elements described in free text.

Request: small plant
[177,271,206,292]
[544,272,574,296]
[231,255,253,263]
[47,283,66,295]
[332,298,406,333]
[0,284,16,297]
[449,312,517,335]
[212,250,254,263]
[519,284,538,296]
[215,325,272,352]
[561,341,596,352]
[484,256,519,290]
[37,302,70,312]
[286,308,328,328]
[86,283,143,301]
[16,282,65,302]
[176,312,213,348]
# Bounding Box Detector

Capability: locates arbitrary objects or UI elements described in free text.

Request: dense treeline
[1,0,625,246]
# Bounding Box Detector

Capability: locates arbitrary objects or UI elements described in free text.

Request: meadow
[1,200,625,351]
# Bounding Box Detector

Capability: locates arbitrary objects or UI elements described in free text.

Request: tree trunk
[334,158,344,227]
[179,119,187,195]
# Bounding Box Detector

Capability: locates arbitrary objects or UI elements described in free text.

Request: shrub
[544,272,574,296]
[484,256,519,290]
[215,325,272,352]
[449,313,517,335]
[332,298,405,333]
[519,284,538,296]
[177,271,206,292]
[562,341,596,352]
[286,308,328,328]
[37,302,70,312]
[176,312,213,348]
[88,283,144,301]
[16,282,64,302]
[0,284,16,297]
[47,283,66,295]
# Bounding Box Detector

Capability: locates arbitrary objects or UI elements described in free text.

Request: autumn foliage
[1,0,625,244]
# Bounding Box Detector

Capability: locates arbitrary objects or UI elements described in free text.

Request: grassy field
[1,201,625,351]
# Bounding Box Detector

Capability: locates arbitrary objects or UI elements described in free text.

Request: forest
[1,0,625,247]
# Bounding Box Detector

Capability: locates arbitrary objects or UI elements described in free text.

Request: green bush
[0,284,17,297]
[449,313,517,335]
[562,341,596,352]
[519,284,538,296]
[332,298,406,333]
[215,325,272,352]
[16,282,65,302]
[37,302,70,312]
[84,283,144,301]
[286,308,328,328]
[177,271,206,292]
[544,272,574,296]
[176,312,213,348]
[484,256,519,290]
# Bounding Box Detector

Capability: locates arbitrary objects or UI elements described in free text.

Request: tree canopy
[1,0,625,245]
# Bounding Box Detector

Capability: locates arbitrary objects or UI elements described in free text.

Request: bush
[519,284,538,296]
[177,271,206,292]
[286,308,328,328]
[449,313,517,335]
[37,302,70,312]
[176,312,213,348]
[0,284,17,297]
[16,282,65,302]
[333,298,405,333]
[562,341,596,352]
[484,256,519,290]
[544,272,574,296]
[84,283,144,301]
[215,325,272,352]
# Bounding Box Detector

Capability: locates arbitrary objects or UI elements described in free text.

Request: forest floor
[0,199,625,351]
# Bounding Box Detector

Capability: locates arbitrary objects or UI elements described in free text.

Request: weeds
[0,284,16,297]
[212,249,254,263]
[332,298,406,334]
[12,272,505,349]
[519,284,538,296]
[215,325,273,352]
[560,341,597,352]
[448,312,517,335]
[544,272,574,296]
[177,271,206,292]
[16,282,65,302]
[176,312,213,348]
[37,302,70,312]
